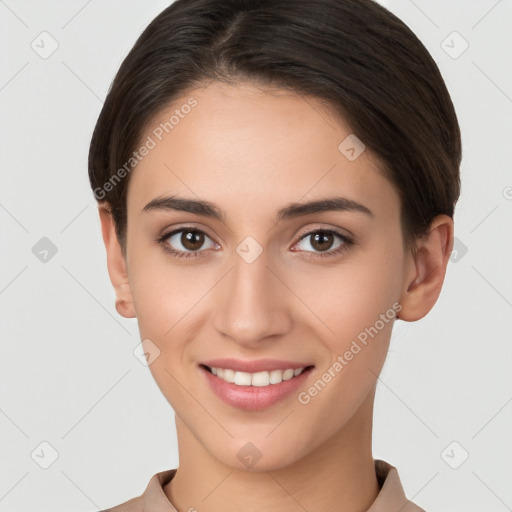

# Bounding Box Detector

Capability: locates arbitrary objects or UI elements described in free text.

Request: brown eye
[180,230,205,251]
[298,230,341,252]
[309,231,335,252]
[293,229,353,257]
[161,228,218,255]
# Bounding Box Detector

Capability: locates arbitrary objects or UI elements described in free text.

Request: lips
[200,363,314,410]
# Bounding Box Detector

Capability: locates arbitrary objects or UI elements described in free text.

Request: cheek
[289,243,403,346]
[296,268,399,433]
[126,236,205,336]
[289,242,403,413]
[131,277,205,356]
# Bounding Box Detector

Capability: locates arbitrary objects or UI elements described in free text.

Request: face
[120,80,412,470]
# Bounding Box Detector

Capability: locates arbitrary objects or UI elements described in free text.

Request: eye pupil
[311,231,334,252]
[182,230,204,250]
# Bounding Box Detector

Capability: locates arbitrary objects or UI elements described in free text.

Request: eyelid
[293,223,355,244]
[159,223,219,243]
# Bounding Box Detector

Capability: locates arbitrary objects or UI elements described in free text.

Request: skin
[99,80,453,512]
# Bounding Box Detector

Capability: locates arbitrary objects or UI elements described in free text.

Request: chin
[203,434,308,473]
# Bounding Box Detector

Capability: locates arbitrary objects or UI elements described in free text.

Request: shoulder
[96,469,178,512]
[99,495,142,512]
[371,459,426,512]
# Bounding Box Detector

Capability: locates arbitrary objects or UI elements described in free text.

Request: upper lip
[200,358,314,373]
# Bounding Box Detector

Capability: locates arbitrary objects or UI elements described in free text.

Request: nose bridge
[212,244,291,345]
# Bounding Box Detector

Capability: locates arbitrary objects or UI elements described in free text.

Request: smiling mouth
[200,364,315,387]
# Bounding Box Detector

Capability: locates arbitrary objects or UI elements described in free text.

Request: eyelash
[156,226,354,261]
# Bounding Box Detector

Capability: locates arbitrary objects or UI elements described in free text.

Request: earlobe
[397,215,454,322]
[98,205,136,319]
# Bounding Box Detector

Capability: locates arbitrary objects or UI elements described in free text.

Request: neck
[165,389,379,512]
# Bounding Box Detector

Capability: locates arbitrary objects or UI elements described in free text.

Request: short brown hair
[88,0,461,254]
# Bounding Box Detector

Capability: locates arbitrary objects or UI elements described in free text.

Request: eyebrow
[142,195,374,220]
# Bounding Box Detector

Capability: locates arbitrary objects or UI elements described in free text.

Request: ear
[398,215,454,322]
[98,205,136,319]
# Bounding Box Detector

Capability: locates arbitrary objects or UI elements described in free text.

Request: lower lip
[200,365,313,411]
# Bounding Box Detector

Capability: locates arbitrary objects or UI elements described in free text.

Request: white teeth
[223,368,235,383]
[208,366,307,386]
[282,369,294,380]
[269,369,283,384]
[234,371,252,386]
[251,371,270,387]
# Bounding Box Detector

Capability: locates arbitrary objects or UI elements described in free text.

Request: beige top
[101,459,425,512]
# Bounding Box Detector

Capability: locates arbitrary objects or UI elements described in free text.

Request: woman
[88,0,461,510]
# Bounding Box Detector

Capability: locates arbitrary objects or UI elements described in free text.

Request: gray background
[0,0,511,511]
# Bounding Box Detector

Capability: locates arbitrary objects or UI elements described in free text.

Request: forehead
[127,81,399,221]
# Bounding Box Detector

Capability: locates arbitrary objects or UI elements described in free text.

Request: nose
[212,249,292,348]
